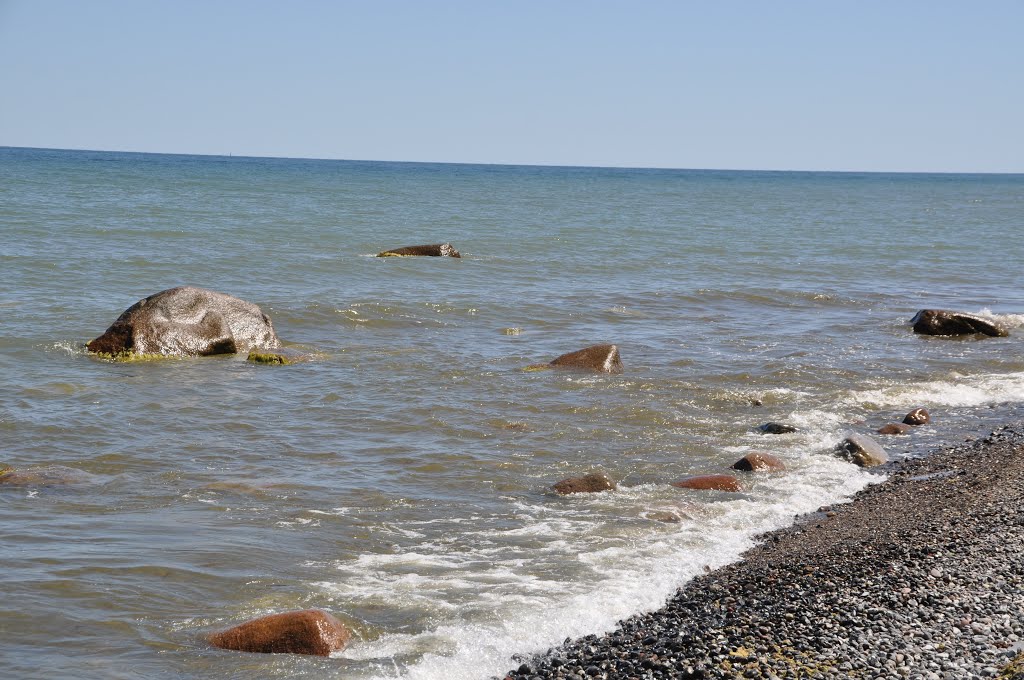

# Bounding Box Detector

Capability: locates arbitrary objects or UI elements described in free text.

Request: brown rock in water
[549,344,622,373]
[903,408,931,426]
[553,472,616,495]
[732,452,786,472]
[877,423,912,435]
[376,243,461,257]
[87,287,280,357]
[0,465,95,487]
[910,309,1008,337]
[836,434,888,468]
[671,474,742,492]
[208,609,350,656]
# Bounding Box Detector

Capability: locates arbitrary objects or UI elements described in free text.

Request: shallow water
[1,147,1023,679]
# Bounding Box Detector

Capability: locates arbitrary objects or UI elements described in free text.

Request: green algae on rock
[246,350,293,365]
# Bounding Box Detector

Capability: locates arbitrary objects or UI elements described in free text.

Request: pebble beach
[503,424,1024,680]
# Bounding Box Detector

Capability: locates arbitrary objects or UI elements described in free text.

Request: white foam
[314,455,875,680]
[847,371,1024,410]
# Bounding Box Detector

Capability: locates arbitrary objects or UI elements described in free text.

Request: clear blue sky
[1,1,1021,172]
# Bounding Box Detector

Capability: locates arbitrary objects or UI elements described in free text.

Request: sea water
[1,147,1023,679]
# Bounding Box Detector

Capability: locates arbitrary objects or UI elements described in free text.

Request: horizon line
[3,144,1022,177]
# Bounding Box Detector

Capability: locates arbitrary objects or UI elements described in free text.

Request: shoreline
[501,424,1024,679]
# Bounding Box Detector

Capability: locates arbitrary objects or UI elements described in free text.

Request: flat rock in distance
[910,309,1008,337]
[376,243,461,257]
[549,344,622,373]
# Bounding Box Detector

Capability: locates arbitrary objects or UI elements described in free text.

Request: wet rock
[903,407,931,426]
[376,243,461,257]
[757,422,798,434]
[732,452,786,472]
[645,511,683,523]
[208,609,350,656]
[877,423,912,435]
[553,473,616,495]
[87,286,281,358]
[671,474,742,492]
[910,309,1008,337]
[836,433,888,467]
[549,344,623,373]
[0,465,95,487]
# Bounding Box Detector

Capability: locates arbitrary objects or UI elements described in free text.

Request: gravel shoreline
[501,425,1024,680]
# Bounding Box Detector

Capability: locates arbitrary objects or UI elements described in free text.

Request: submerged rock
[548,344,623,373]
[732,452,786,472]
[836,433,888,467]
[671,474,742,492]
[376,243,461,258]
[877,423,912,435]
[910,309,1008,337]
[87,286,281,358]
[757,422,798,435]
[208,609,350,656]
[0,465,95,487]
[903,407,931,426]
[552,472,616,495]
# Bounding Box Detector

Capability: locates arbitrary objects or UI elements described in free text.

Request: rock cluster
[502,425,1024,680]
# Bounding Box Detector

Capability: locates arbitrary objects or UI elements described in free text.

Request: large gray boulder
[910,310,1008,337]
[87,287,281,357]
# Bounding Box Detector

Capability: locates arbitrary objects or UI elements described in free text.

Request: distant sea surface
[2,146,1023,680]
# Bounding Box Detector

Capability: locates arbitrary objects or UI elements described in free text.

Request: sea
[2,146,1023,680]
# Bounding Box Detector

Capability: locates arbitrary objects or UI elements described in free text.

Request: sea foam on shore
[503,424,1024,679]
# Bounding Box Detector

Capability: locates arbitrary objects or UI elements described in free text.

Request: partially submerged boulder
[376,243,461,258]
[552,472,616,495]
[671,474,742,492]
[87,287,281,358]
[877,423,911,435]
[757,422,798,435]
[835,434,888,468]
[732,452,786,472]
[0,465,95,487]
[910,310,1008,337]
[208,609,350,656]
[903,407,931,426]
[549,344,622,373]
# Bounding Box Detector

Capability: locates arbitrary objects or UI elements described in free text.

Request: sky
[0,1,1021,172]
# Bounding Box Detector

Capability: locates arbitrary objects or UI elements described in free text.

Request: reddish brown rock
[549,344,622,373]
[732,452,786,472]
[376,243,461,257]
[208,609,350,656]
[552,472,616,495]
[87,286,280,357]
[903,408,931,426]
[910,309,1007,337]
[671,474,742,492]
[877,423,912,435]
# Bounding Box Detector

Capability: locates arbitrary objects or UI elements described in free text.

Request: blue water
[2,146,1023,679]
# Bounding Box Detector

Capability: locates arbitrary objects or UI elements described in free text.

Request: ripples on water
[1,148,1023,679]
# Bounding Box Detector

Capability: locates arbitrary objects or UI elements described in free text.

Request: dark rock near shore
[552,473,616,495]
[376,243,461,257]
[877,422,912,435]
[835,433,888,467]
[732,452,785,472]
[549,344,622,374]
[502,424,1024,680]
[208,609,350,656]
[671,474,742,492]
[910,309,1008,337]
[87,287,281,358]
[903,407,931,426]
[757,422,798,434]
